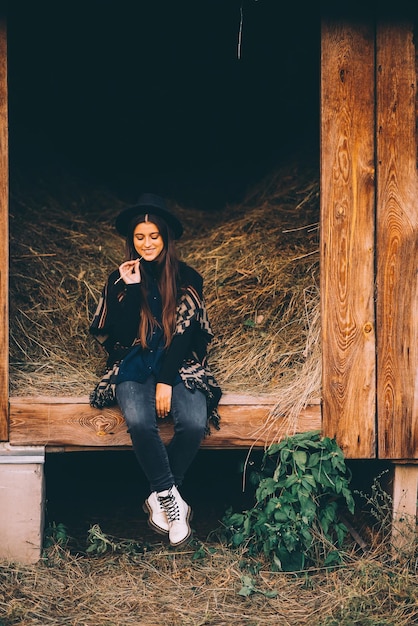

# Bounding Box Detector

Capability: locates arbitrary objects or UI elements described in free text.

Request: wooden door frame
[321,16,418,460]
[0,17,8,442]
[320,18,377,458]
[375,22,418,459]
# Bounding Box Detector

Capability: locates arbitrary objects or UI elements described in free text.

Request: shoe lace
[158,489,180,522]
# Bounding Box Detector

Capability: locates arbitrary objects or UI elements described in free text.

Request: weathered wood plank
[0,18,8,442]
[391,464,418,550]
[376,23,418,459]
[320,20,376,458]
[9,396,321,449]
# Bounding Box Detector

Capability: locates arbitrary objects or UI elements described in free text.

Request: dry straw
[10,162,321,433]
[1,540,418,625]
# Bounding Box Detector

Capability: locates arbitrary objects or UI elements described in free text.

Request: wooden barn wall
[320,20,377,458]
[321,16,418,460]
[1,16,417,457]
[0,18,8,442]
[376,22,418,459]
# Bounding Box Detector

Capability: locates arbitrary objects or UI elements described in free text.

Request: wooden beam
[9,395,321,449]
[0,18,8,442]
[391,464,418,551]
[320,19,376,458]
[376,22,418,459]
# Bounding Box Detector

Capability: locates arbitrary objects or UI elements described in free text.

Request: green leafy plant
[86,524,146,556]
[354,470,392,537]
[191,541,217,561]
[42,521,71,564]
[43,522,69,549]
[222,430,355,571]
[238,575,278,598]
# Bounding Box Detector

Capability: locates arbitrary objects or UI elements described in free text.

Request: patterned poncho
[89,262,221,430]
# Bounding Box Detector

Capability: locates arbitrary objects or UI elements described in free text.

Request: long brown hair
[125,214,180,348]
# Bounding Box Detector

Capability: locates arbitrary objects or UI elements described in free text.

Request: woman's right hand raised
[118,259,141,284]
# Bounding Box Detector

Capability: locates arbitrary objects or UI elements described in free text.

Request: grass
[0,533,417,626]
[1,473,418,626]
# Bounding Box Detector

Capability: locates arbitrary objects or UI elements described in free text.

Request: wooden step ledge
[9,395,321,450]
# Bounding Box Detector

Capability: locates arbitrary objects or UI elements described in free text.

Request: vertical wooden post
[320,20,376,457]
[0,18,8,442]
[391,464,418,551]
[376,22,418,460]
[0,445,45,564]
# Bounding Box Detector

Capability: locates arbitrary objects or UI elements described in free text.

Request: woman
[89,193,221,547]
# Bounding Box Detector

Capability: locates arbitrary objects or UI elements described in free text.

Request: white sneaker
[143,491,169,535]
[157,485,192,546]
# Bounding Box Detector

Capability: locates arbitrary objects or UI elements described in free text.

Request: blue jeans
[116,377,207,493]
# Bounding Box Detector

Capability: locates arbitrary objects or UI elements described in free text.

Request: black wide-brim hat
[115,193,183,239]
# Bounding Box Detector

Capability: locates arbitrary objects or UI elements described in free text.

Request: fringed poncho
[89,261,221,430]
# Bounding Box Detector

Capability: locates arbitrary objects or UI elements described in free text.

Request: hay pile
[1,541,418,626]
[10,162,320,420]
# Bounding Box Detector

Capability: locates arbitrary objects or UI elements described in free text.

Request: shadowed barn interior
[7,0,322,539]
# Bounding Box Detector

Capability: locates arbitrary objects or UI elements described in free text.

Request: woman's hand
[118,259,141,284]
[155,383,173,418]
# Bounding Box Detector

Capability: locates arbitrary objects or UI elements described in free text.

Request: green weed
[221,430,355,571]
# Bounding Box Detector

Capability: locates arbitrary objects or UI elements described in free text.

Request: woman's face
[133,221,164,261]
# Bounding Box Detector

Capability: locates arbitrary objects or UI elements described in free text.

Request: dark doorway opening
[8,0,320,542]
[8,0,320,210]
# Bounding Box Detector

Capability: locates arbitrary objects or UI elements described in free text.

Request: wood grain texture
[320,20,376,458]
[9,396,321,449]
[391,464,418,550]
[376,23,418,459]
[0,19,8,442]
